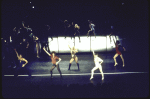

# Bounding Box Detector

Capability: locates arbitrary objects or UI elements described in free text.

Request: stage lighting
[32,6,34,8]
[30,2,31,3]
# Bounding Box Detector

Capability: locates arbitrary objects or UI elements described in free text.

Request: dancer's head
[72,46,75,50]
[19,54,23,58]
[116,40,120,45]
[51,51,56,56]
[94,53,98,58]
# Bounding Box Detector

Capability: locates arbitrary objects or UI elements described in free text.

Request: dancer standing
[64,20,71,39]
[33,35,40,58]
[68,45,80,70]
[87,20,96,38]
[43,47,62,78]
[90,50,104,80]
[74,24,81,42]
[112,38,126,67]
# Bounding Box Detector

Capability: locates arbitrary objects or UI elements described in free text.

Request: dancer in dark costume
[74,24,81,42]
[64,20,71,39]
[43,47,62,78]
[33,35,40,58]
[87,20,96,38]
[68,45,80,70]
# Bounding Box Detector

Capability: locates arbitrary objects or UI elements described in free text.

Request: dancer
[14,49,30,77]
[90,50,104,80]
[70,22,75,40]
[64,20,71,39]
[112,38,126,67]
[43,47,62,78]
[87,20,96,38]
[74,24,81,42]
[45,25,53,40]
[68,45,80,70]
[33,35,40,58]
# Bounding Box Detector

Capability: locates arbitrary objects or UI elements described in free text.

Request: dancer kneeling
[90,50,104,80]
[43,47,62,78]
[68,45,80,70]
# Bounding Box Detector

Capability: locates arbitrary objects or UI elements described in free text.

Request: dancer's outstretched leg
[90,66,98,80]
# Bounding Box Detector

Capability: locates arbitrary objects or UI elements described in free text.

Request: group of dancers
[3,19,125,80]
[60,19,96,41]
[13,36,125,80]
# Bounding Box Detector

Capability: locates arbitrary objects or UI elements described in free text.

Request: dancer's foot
[123,64,125,67]
[68,68,70,70]
[37,56,40,58]
[102,76,104,80]
[90,77,93,80]
[114,63,118,66]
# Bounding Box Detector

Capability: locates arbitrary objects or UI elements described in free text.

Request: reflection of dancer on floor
[14,49,30,77]
[68,45,80,70]
[74,24,81,42]
[112,38,126,67]
[43,47,62,78]
[87,20,96,38]
[33,35,40,58]
[90,50,104,80]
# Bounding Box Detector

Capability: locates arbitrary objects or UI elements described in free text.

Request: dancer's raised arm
[43,47,51,56]
[92,50,95,56]
[68,45,71,49]
[14,49,20,59]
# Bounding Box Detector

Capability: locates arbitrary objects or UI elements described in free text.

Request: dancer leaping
[90,50,104,80]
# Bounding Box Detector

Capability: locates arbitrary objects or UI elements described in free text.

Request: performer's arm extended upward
[92,50,95,56]
[43,47,51,56]
[68,45,71,49]
[14,49,20,60]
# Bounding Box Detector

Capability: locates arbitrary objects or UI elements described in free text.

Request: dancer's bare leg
[75,57,80,70]
[120,54,125,67]
[90,66,99,80]
[68,58,74,70]
[87,30,92,38]
[70,58,74,63]
[113,53,119,66]
[75,57,78,63]
[36,42,40,58]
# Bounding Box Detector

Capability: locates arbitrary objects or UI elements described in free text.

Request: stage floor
[2,52,149,98]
